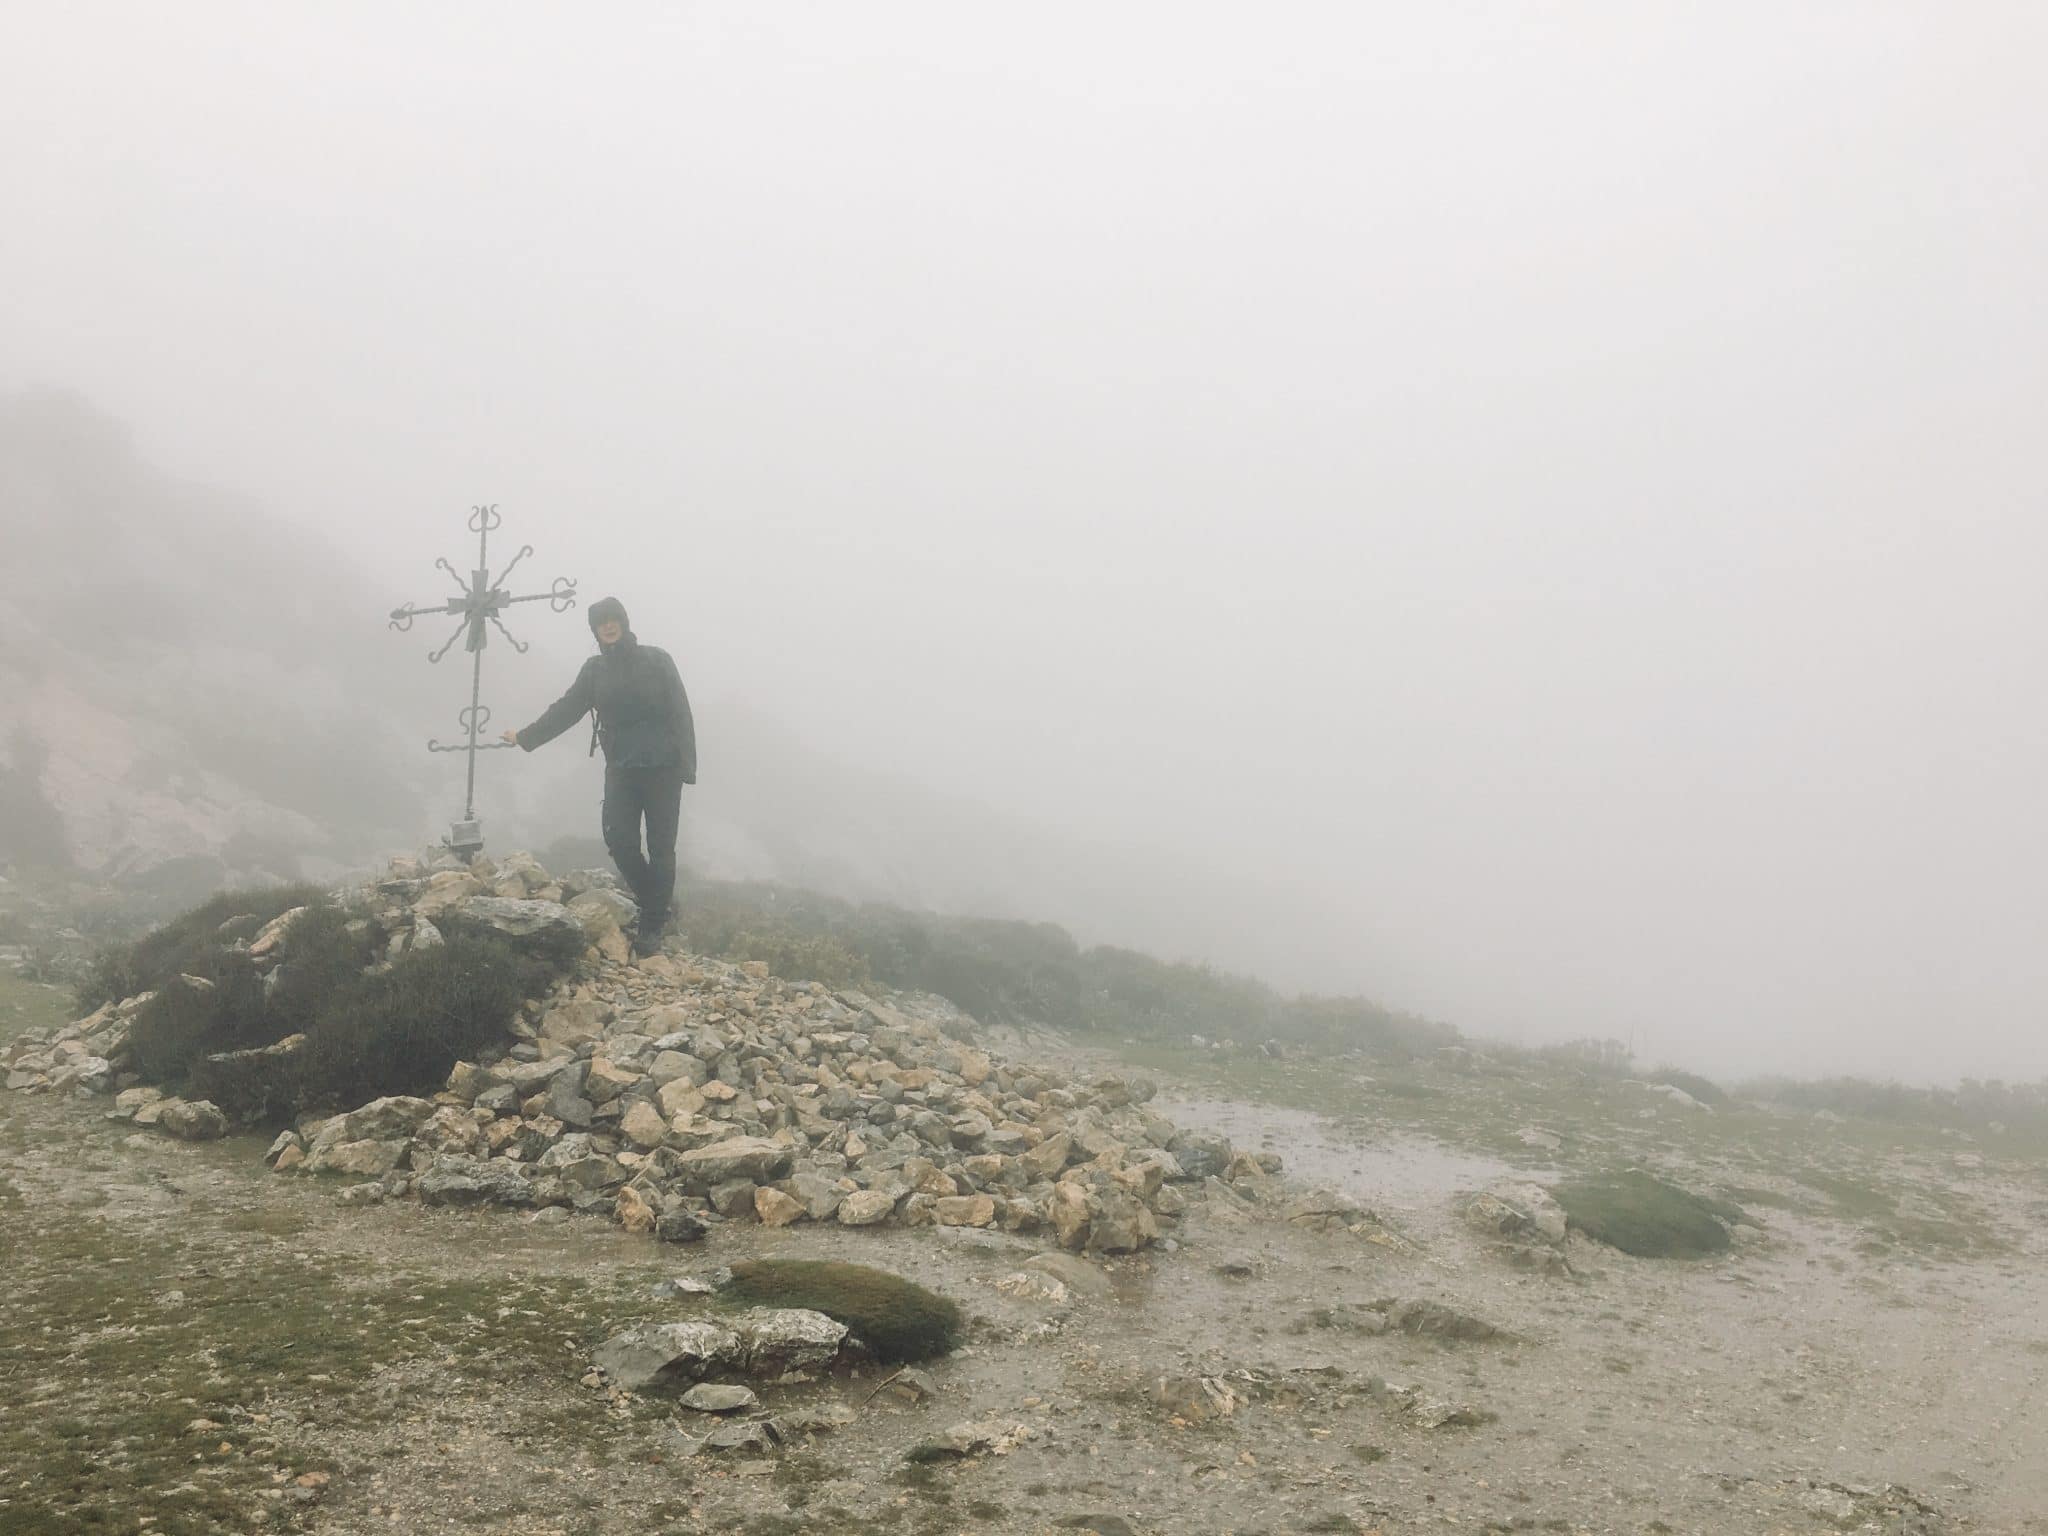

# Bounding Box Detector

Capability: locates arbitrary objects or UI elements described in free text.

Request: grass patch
[676,878,1455,1057]
[719,1259,964,1364]
[1796,1171,1897,1221]
[1720,1184,1804,1213]
[1551,1171,1743,1259]
[219,1208,312,1237]
[0,969,75,1048]
[1791,1170,2003,1256]
[0,1221,359,1534]
[0,1203,682,1536]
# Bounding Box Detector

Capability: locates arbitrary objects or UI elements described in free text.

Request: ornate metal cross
[388,504,577,855]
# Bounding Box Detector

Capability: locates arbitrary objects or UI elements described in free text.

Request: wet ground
[5,975,2047,1535]
[1157,1094,1563,1221]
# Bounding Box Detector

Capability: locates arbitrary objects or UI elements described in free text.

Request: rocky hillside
[8,846,1258,1255]
[0,393,438,881]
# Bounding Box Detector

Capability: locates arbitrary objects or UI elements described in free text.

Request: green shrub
[723,927,872,990]
[108,892,576,1124]
[1733,1074,2048,1142]
[719,1259,963,1363]
[1551,1171,1742,1259]
[128,966,270,1085]
[76,882,326,1012]
[673,879,1449,1060]
[130,903,373,1093]
[288,932,544,1110]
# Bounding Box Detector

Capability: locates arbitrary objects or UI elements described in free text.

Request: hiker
[502,596,696,957]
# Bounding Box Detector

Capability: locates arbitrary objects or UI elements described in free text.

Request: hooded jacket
[517,598,697,778]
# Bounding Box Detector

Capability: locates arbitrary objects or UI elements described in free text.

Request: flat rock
[1370,1298,1510,1342]
[676,1136,794,1187]
[934,1194,996,1227]
[729,1307,849,1374]
[679,1383,758,1414]
[1151,1374,1239,1423]
[1084,1188,1158,1253]
[754,1186,805,1226]
[567,888,638,939]
[1458,1190,1536,1241]
[656,1206,710,1243]
[457,896,584,944]
[312,1096,437,1149]
[695,1420,779,1455]
[907,1419,1033,1461]
[1019,1251,1113,1299]
[994,1270,1070,1303]
[883,1366,939,1403]
[417,1156,536,1208]
[594,1320,744,1389]
[620,1099,670,1149]
[836,1189,897,1226]
[157,1098,228,1141]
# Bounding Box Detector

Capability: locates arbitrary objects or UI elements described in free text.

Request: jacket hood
[588,596,631,646]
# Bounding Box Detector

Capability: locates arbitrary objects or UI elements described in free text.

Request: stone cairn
[6,849,1264,1253]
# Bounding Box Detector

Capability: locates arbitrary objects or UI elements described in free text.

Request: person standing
[502,596,696,957]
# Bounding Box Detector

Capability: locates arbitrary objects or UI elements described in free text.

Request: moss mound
[1551,1171,1742,1259]
[720,1260,964,1364]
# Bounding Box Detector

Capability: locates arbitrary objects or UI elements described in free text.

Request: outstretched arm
[505,659,597,751]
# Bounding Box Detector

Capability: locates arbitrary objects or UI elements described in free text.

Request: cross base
[443,817,486,857]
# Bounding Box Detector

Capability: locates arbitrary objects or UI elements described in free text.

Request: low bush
[127,965,271,1085]
[128,903,372,1090]
[719,1259,963,1363]
[1736,1074,2048,1141]
[110,895,574,1125]
[288,931,552,1110]
[76,882,326,1013]
[719,927,873,991]
[674,880,1453,1060]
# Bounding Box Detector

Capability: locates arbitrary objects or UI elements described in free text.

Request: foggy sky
[4,4,2045,1083]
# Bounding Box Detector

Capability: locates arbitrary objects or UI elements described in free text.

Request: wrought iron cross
[388,504,577,855]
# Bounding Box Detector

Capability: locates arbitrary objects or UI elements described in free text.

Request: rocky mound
[8,849,1258,1255]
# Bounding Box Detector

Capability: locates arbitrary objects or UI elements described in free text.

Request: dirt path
[5,997,2046,1535]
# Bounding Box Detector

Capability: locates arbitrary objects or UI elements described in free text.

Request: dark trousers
[601,762,684,931]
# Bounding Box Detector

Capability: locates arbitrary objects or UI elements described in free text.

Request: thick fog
[4,5,2044,1084]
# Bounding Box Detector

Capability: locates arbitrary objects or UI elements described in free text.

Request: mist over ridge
[3,5,2045,1085]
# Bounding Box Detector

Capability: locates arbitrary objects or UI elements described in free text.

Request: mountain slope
[0,393,437,876]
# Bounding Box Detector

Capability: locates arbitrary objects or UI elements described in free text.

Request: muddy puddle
[1158,1092,1557,1213]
